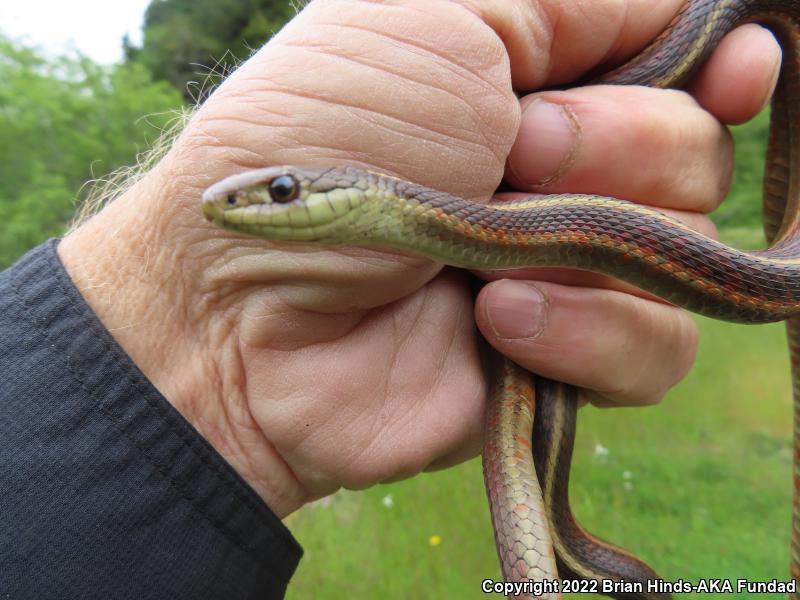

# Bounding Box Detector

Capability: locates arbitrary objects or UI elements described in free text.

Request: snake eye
[268,175,299,204]
[226,194,237,206]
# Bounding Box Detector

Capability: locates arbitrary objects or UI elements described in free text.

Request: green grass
[285,315,793,599]
[714,109,769,230]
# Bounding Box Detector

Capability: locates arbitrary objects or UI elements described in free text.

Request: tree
[0,35,183,268]
[126,0,297,101]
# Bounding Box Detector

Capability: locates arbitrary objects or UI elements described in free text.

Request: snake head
[202,165,373,242]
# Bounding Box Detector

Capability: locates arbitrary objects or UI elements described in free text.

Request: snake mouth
[201,198,224,223]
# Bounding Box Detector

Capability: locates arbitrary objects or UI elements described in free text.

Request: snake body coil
[203,1,800,598]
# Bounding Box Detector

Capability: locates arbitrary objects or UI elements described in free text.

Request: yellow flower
[428,535,441,547]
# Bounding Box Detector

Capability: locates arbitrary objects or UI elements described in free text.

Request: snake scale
[202,1,800,598]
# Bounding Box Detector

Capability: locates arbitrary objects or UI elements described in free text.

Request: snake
[201,1,800,598]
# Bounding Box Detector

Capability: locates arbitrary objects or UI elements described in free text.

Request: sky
[3,0,151,64]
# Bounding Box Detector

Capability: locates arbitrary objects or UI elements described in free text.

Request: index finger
[688,23,781,123]
[459,0,687,88]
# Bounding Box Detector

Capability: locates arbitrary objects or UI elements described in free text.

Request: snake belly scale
[202,1,800,598]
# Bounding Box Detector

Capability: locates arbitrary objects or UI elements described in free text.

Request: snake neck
[356,190,800,323]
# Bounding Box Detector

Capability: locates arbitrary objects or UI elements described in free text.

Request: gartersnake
[202,1,800,598]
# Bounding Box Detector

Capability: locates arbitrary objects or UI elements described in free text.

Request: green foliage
[715,109,770,233]
[127,0,297,100]
[0,34,183,268]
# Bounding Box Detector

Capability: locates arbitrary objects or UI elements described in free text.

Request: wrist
[59,161,193,401]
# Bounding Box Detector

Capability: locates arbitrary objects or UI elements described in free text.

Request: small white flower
[623,481,633,491]
[622,470,633,480]
[593,444,609,458]
[382,493,394,508]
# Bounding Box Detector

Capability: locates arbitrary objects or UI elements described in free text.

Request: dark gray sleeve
[0,240,302,600]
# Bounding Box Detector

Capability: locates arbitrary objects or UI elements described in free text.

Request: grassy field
[285,315,793,599]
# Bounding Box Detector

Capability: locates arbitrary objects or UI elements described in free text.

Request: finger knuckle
[599,299,698,406]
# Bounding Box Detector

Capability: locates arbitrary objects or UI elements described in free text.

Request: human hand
[58,0,780,516]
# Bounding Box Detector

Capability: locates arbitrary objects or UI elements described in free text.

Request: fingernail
[486,281,549,340]
[508,99,580,187]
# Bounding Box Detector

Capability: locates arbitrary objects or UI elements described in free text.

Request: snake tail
[484,355,671,600]
[533,381,671,600]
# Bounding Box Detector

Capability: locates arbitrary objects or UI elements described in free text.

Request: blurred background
[0,1,790,597]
